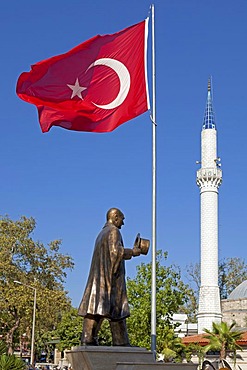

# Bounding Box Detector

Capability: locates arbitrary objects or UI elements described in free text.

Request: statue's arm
[123,247,141,260]
[109,228,141,262]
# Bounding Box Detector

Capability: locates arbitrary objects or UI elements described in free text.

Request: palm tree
[0,341,25,370]
[0,342,6,357]
[203,321,242,364]
[161,328,186,362]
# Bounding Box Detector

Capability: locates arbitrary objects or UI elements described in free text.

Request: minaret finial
[208,77,211,92]
[202,76,216,130]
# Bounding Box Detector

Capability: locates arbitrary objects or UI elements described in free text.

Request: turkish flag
[16,20,149,133]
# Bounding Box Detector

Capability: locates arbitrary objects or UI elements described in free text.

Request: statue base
[116,364,198,370]
[66,346,154,370]
[66,346,198,370]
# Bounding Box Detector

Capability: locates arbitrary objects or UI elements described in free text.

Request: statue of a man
[78,208,142,346]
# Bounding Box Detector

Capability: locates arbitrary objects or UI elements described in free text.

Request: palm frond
[0,354,25,370]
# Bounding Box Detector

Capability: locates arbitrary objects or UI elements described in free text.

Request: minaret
[196,78,222,333]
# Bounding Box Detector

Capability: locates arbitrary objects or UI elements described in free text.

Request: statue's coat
[78,222,131,320]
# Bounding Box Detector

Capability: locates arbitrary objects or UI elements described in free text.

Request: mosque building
[221,280,247,328]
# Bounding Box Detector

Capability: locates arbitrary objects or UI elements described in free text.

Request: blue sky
[1,0,247,306]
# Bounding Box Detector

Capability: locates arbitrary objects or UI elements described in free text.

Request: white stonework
[196,127,222,333]
[221,297,247,327]
[201,129,217,168]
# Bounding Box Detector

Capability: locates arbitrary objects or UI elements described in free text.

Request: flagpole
[151,3,157,358]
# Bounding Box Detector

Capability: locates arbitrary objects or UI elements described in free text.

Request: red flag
[16,20,149,133]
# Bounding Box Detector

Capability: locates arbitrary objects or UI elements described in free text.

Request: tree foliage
[203,321,242,362]
[55,307,82,352]
[0,354,26,370]
[160,328,186,362]
[126,251,195,353]
[0,215,74,356]
[218,258,247,299]
[0,341,25,370]
[97,320,112,346]
[186,257,247,300]
[54,308,112,350]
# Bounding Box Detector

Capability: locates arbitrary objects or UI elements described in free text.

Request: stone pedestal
[66,346,155,370]
[66,346,198,370]
[116,363,198,370]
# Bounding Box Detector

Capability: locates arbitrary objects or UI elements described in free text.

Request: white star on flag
[67,78,87,99]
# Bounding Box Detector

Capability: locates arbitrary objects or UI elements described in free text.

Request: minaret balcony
[196,167,222,188]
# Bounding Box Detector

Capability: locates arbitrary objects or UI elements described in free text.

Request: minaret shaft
[201,129,217,168]
[196,79,222,333]
[200,190,219,286]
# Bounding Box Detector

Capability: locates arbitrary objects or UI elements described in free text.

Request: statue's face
[113,212,125,229]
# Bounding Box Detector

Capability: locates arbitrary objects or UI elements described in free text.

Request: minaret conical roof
[202,77,216,130]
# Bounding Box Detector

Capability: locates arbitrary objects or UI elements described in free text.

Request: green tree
[126,250,194,353]
[218,258,247,299]
[186,343,205,368]
[161,328,186,362]
[54,307,112,350]
[97,320,112,346]
[55,307,83,352]
[186,257,247,300]
[203,321,242,363]
[0,215,74,355]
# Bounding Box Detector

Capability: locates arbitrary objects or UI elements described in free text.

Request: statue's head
[107,208,125,229]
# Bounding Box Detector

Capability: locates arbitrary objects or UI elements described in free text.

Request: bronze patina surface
[78,208,149,346]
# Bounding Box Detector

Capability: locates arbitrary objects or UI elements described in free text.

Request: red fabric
[16,21,149,133]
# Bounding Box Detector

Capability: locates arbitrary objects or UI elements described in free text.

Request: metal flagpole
[151,3,157,358]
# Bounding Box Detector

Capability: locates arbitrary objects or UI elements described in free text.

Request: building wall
[221,298,247,327]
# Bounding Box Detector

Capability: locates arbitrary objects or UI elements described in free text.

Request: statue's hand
[132,247,141,257]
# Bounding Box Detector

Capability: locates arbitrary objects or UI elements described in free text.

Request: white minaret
[196,78,222,333]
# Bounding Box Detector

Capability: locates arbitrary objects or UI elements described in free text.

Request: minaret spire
[203,76,216,130]
[196,78,222,333]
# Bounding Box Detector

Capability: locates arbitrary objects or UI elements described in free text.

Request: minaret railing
[196,167,222,188]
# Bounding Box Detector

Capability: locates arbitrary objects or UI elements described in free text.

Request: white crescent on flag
[87,58,131,110]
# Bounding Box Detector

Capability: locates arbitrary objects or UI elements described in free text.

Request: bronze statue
[78,208,149,346]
